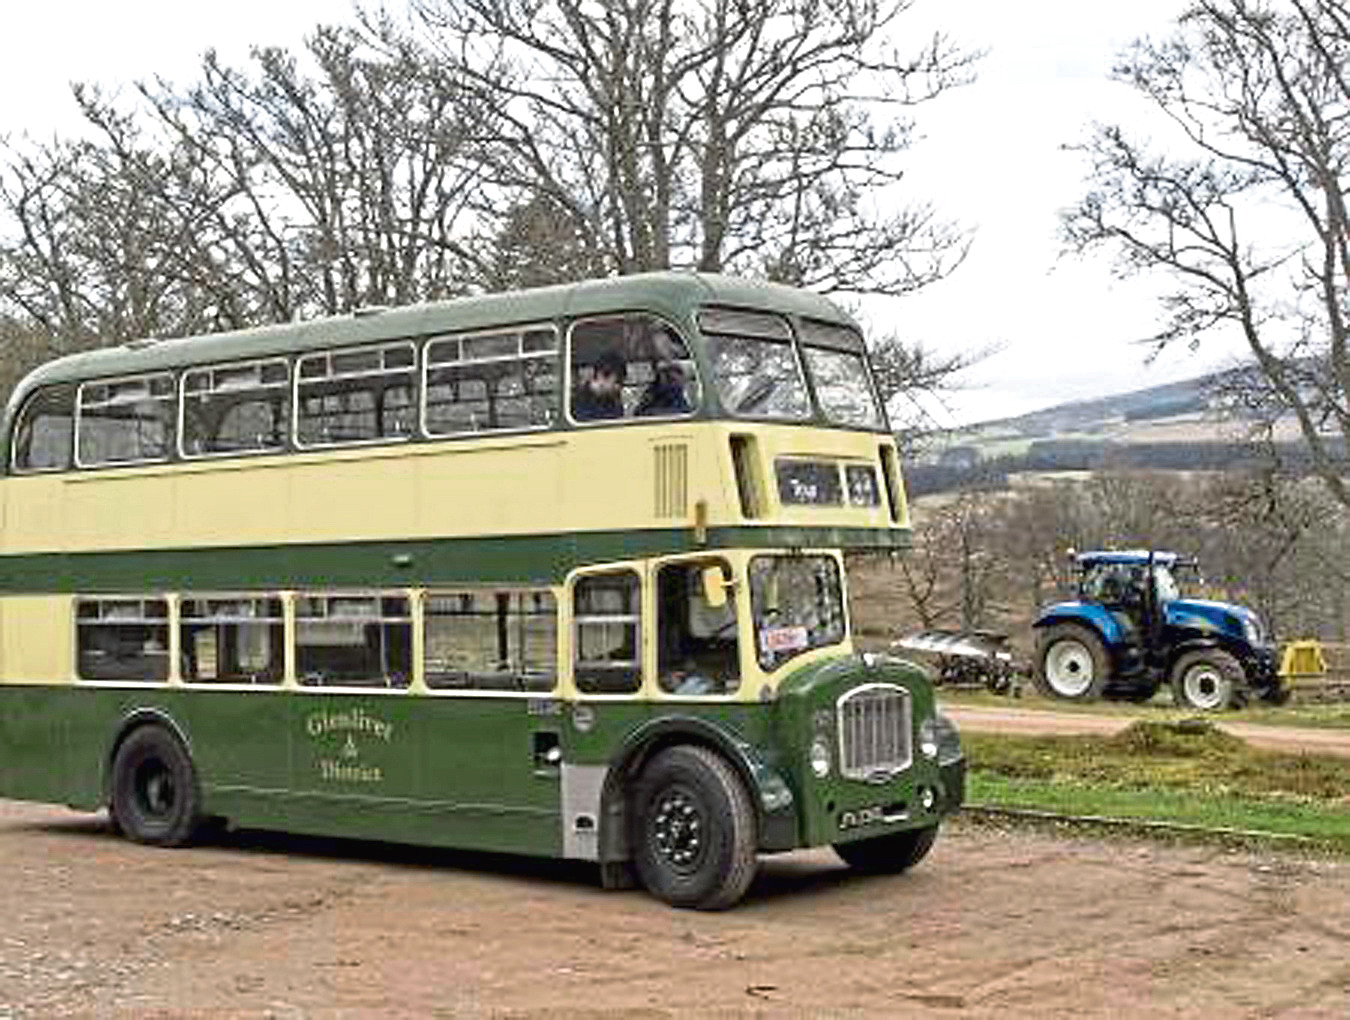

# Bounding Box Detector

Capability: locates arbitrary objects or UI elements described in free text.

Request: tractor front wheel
[1034,624,1110,701]
[1170,649,1247,711]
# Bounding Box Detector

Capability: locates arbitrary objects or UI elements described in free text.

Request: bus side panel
[184,687,292,825]
[412,695,565,856]
[268,693,564,857]
[0,687,75,806]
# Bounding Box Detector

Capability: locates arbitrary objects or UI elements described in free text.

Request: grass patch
[964,721,1350,850]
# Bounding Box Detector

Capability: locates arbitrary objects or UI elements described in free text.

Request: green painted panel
[0,525,908,594]
[0,688,72,803]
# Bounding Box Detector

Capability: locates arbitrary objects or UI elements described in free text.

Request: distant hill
[907,365,1338,494]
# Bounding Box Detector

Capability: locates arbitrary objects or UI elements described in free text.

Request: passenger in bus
[636,361,691,417]
[571,350,626,420]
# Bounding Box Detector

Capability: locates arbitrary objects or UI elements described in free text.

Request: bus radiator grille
[837,684,912,781]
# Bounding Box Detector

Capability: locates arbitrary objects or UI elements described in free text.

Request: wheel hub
[652,788,705,872]
[137,762,175,819]
[1045,640,1095,697]
[1183,665,1226,710]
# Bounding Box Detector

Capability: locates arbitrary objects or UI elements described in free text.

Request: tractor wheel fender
[1034,607,1123,646]
[597,716,795,863]
[1162,637,1225,677]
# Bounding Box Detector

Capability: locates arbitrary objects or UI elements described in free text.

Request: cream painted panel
[288,455,419,541]
[1,477,67,553]
[172,462,294,546]
[63,474,177,548]
[415,442,565,537]
[1,596,74,684]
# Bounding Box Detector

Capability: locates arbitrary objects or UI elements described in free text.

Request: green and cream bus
[0,272,963,909]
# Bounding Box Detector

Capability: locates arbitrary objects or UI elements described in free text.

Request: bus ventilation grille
[654,443,689,519]
[837,683,912,781]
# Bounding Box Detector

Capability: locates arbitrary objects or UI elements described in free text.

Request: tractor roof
[1075,550,1179,567]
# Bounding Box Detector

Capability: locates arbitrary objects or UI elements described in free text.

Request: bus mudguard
[104,707,194,803]
[597,715,798,862]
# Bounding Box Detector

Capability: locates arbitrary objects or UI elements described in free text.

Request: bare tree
[0,23,496,352]
[0,100,233,346]
[1063,0,1350,508]
[408,0,976,295]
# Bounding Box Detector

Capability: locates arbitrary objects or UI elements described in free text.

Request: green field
[964,721,1350,851]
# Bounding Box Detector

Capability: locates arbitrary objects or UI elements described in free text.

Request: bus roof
[7,272,857,404]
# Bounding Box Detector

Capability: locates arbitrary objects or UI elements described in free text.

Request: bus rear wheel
[110,726,202,846]
[631,745,757,910]
[834,824,939,874]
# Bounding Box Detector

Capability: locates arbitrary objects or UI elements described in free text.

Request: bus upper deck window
[182,360,290,458]
[11,384,75,473]
[567,315,700,424]
[295,343,417,448]
[698,308,810,421]
[797,320,885,430]
[424,326,558,435]
[76,373,176,467]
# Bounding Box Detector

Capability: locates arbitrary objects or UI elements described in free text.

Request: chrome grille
[837,683,912,781]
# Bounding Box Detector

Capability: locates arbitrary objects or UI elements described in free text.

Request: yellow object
[1279,640,1327,678]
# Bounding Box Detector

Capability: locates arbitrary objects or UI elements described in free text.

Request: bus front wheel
[110,726,202,847]
[631,745,757,910]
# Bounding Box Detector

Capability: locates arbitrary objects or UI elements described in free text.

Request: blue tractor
[1032,550,1285,710]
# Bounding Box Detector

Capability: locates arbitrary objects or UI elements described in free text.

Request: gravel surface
[0,799,1346,1017]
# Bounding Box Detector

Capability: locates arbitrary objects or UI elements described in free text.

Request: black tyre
[1170,648,1247,711]
[110,726,202,846]
[834,824,939,874]
[1260,682,1292,706]
[1034,623,1110,701]
[630,745,757,910]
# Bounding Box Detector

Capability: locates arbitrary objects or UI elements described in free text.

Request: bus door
[560,566,651,861]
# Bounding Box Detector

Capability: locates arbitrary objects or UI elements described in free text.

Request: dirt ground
[1,800,1346,1018]
[944,704,1350,758]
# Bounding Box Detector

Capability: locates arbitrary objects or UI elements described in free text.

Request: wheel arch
[596,715,796,863]
[103,707,194,806]
[1163,636,1230,677]
[1033,606,1124,646]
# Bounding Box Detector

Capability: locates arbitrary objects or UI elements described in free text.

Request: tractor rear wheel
[1170,649,1247,711]
[1034,624,1110,701]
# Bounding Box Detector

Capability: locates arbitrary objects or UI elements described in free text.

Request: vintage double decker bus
[0,272,963,908]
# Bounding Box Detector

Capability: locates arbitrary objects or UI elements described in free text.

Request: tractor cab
[1077,550,1183,611]
[1033,550,1283,710]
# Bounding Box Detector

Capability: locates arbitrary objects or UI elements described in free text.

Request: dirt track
[1,799,1346,1017]
[944,704,1350,758]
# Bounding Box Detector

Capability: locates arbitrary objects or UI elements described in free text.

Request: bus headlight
[809,736,832,778]
[920,714,963,765]
[918,717,940,759]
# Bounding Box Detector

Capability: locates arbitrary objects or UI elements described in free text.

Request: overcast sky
[1,1,1246,426]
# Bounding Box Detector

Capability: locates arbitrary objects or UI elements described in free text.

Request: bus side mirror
[701,564,730,608]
